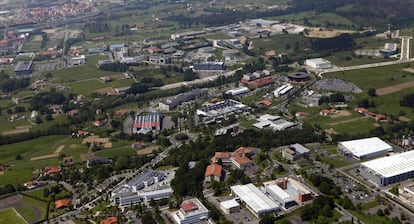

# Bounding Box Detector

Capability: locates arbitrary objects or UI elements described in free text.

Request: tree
[285,43,291,50]
[376,209,384,216]
[368,88,376,97]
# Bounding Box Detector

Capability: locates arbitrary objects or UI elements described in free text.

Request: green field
[15,195,48,223]
[272,11,356,28]
[0,208,26,224]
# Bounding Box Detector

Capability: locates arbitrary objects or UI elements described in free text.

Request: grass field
[272,11,356,28]
[0,208,26,224]
[15,195,48,223]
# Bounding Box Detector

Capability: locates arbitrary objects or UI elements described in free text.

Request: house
[205,164,222,182]
[231,156,253,169]
[355,107,368,114]
[146,47,163,54]
[62,156,73,166]
[44,166,61,175]
[50,104,63,114]
[257,99,272,107]
[131,141,146,149]
[319,109,336,116]
[67,109,79,116]
[115,109,129,117]
[101,217,117,224]
[233,147,252,158]
[282,143,310,161]
[55,198,70,209]
[212,152,231,163]
[295,112,308,118]
[24,181,37,190]
[375,114,387,121]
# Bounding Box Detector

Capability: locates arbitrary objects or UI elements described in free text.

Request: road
[159,68,242,90]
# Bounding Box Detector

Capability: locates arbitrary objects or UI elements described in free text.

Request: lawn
[96,146,136,158]
[372,88,414,120]
[15,195,48,223]
[324,62,414,90]
[348,209,394,224]
[0,208,26,224]
[273,11,356,28]
[327,118,377,136]
[251,34,310,55]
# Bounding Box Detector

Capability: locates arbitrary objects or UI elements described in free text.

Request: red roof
[214,152,231,160]
[0,165,4,171]
[45,166,61,175]
[100,217,117,224]
[182,201,198,212]
[248,77,274,89]
[205,164,222,177]
[210,98,221,103]
[232,156,252,165]
[233,147,252,157]
[55,198,70,209]
[376,114,387,120]
[63,156,73,162]
[258,99,272,106]
[116,109,129,116]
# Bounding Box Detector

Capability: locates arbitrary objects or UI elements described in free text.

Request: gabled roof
[100,217,117,224]
[233,147,252,157]
[205,164,222,177]
[258,99,272,106]
[231,156,252,165]
[214,152,231,159]
[55,198,70,209]
[45,166,61,174]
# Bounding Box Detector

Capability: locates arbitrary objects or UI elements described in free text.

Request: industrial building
[273,84,293,97]
[225,87,250,96]
[132,112,163,134]
[230,183,279,218]
[248,76,275,90]
[263,178,314,207]
[338,137,393,160]
[380,43,398,56]
[159,88,207,111]
[360,150,414,186]
[264,183,296,209]
[304,58,332,69]
[220,199,240,214]
[71,55,86,65]
[14,60,33,76]
[196,99,250,122]
[193,62,226,72]
[111,169,173,206]
[172,198,210,224]
[253,114,297,131]
[282,143,310,161]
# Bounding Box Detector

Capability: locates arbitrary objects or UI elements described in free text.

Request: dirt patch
[137,146,159,155]
[328,116,367,126]
[30,153,59,161]
[376,80,414,96]
[2,128,29,135]
[103,142,112,148]
[306,28,356,38]
[82,136,109,144]
[54,145,65,153]
[324,128,338,135]
[0,195,21,209]
[399,116,411,122]
[265,50,276,56]
[70,144,79,148]
[32,35,43,41]
[330,110,351,118]
[0,171,3,175]
[94,87,117,95]
[402,68,414,73]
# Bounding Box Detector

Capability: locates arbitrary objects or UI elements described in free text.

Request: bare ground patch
[399,116,411,122]
[376,80,414,96]
[327,116,367,126]
[306,28,356,38]
[402,68,414,73]
[330,110,351,118]
[30,154,58,161]
[82,136,109,144]
[0,195,21,209]
[2,125,31,135]
[54,145,65,153]
[324,128,338,135]
[137,146,159,155]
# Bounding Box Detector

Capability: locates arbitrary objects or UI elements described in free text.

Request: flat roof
[305,58,330,64]
[290,143,310,154]
[231,183,279,214]
[339,137,392,158]
[361,150,414,178]
[220,199,240,209]
[266,184,294,202]
[15,60,33,72]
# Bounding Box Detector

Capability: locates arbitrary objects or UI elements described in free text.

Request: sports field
[0,208,26,224]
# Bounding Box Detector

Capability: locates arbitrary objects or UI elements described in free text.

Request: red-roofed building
[248,77,274,90]
[231,156,253,169]
[375,114,387,121]
[55,198,70,209]
[295,112,309,118]
[233,147,252,158]
[205,164,222,182]
[355,107,368,114]
[146,47,163,54]
[24,181,36,189]
[115,109,129,117]
[67,109,79,116]
[257,99,272,107]
[182,201,198,212]
[320,109,336,116]
[44,166,61,175]
[212,152,231,163]
[210,98,221,104]
[100,217,117,224]
[62,156,73,166]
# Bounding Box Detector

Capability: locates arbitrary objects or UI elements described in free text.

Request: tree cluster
[300,195,335,221]
[400,93,414,108]
[0,72,30,92]
[84,22,110,33]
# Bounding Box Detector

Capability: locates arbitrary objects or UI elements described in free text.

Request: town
[0,0,414,224]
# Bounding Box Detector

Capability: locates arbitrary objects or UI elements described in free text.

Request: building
[273,84,293,97]
[100,217,117,224]
[230,183,279,218]
[287,72,310,82]
[264,181,296,209]
[205,164,222,182]
[173,198,210,224]
[380,43,398,56]
[282,143,310,161]
[220,199,240,214]
[338,137,393,160]
[111,169,173,206]
[193,62,225,72]
[360,150,414,186]
[214,123,240,136]
[159,89,207,111]
[14,60,33,76]
[231,156,253,169]
[196,99,250,123]
[71,55,86,65]
[304,58,332,69]
[55,199,70,209]
[263,178,313,206]
[212,152,231,163]
[248,76,275,90]
[131,141,146,149]
[253,114,297,131]
[109,43,125,51]
[132,113,163,134]
[225,87,250,96]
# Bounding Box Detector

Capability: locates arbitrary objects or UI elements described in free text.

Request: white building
[173,198,210,224]
[264,183,296,209]
[274,84,293,97]
[225,87,250,96]
[230,183,279,218]
[304,58,331,69]
[360,150,414,186]
[253,114,297,131]
[220,199,240,214]
[338,137,393,160]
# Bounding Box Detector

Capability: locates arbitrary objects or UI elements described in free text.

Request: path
[376,80,414,96]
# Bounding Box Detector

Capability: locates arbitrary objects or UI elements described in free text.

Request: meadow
[0,208,26,224]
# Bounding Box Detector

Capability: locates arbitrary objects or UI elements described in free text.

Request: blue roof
[110,43,124,49]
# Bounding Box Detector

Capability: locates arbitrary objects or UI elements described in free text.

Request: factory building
[14,60,33,76]
[159,88,207,111]
[132,113,163,134]
[338,137,393,160]
[304,58,332,69]
[225,87,250,96]
[360,150,414,186]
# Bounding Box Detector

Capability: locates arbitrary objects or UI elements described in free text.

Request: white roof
[361,150,414,178]
[339,137,392,158]
[305,58,330,64]
[266,184,295,202]
[260,114,280,121]
[220,199,240,209]
[231,184,279,214]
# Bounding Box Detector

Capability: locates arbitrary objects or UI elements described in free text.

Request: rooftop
[231,183,279,214]
[361,150,414,178]
[340,137,392,158]
[220,199,240,209]
[205,164,222,177]
[55,198,70,209]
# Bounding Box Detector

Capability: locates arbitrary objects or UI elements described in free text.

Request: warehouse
[132,113,163,134]
[360,150,414,186]
[225,87,250,96]
[230,183,279,218]
[264,183,296,209]
[304,58,332,69]
[338,137,393,160]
